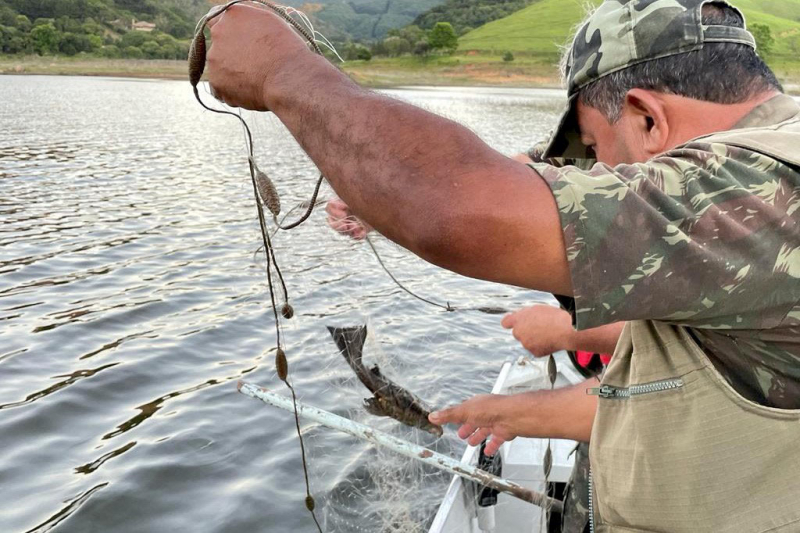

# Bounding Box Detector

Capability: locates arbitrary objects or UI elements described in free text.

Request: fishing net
[236,90,561,532]
[195,7,566,530]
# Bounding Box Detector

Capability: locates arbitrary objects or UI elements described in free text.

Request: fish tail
[327,325,368,367]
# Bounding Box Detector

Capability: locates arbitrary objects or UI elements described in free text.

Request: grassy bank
[0,55,189,80]
[343,54,800,92]
[341,54,562,88]
[0,54,563,88]
[1,54,798,94]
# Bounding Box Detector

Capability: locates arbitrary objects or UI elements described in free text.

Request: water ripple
[24,483,109,533]
[0,76,566,533]
[0,363,121,411]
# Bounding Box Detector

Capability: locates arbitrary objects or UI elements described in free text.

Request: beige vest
[589,114,800,532]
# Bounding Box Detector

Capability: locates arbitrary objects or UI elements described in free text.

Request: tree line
[0,0,197,58]
[338,21,460,61]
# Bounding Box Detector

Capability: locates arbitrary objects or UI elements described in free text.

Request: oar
[238,381,563,513]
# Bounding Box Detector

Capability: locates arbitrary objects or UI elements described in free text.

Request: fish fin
[369,364,387,381]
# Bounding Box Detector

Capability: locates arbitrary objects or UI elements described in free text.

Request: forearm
[265,54,566,291]
[505,379,598,442]
[568,322,625,355]
[268,57,494,244]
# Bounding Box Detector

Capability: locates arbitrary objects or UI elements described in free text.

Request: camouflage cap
[544,0,756,159]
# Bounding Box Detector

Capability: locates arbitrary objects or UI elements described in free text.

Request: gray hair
[564,2,782,122]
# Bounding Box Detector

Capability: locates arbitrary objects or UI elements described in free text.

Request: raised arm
[206,4,571,295]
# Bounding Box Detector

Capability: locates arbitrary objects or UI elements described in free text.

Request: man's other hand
[326,197,372,240]
[430,383,600,447]
[502,305,575,357]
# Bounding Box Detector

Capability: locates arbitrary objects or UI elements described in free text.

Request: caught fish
[327,325,443,437]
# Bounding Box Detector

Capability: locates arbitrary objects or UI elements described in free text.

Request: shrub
[59,32,83,55]
[15,15,31,33]
[30,22,60,55]
[428,22,458,53]
[122,45,143,59]
[101,44,120,58]
[141,40,162,59]
[344,42,372,61]
[502,50,514,62]
[750,23,775,60]
[382,35,411,57]
[120,31,148,49]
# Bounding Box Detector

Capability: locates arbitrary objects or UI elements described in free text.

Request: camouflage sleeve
[530,143,800,331]
[527,140,597,170]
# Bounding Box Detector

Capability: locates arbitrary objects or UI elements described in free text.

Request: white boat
[428,352,585,533]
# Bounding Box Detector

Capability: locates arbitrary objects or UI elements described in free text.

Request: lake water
[0,76,566,533]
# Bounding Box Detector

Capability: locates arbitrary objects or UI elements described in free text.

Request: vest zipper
[588,467,595,533]
[587,378,684,399]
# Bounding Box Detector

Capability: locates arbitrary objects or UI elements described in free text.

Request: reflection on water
[0,76,565,533]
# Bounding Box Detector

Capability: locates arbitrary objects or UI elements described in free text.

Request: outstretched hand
[326,197,373,240]
[501,304,576,357]
[429,394,521,456]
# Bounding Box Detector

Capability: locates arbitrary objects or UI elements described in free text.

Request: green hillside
[458,0,586,55]
[412,0,535,34]
[458,0,800,60]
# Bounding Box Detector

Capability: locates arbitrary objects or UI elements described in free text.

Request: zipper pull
[587,384,618,398]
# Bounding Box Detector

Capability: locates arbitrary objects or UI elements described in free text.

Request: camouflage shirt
[531,94,800,409]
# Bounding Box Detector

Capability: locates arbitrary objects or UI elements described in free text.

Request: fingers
[326,214,365,238]
[501,311,518,329]
[467,427,492,447]
[484,435,506,456]
[204,4,226,28]
[326,198,369,239]
[431,400,508,455]
[457,424,505,455]
[457,423,477,440]
[429,405,464,426]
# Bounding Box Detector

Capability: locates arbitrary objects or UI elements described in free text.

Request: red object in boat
[576,350,612,367]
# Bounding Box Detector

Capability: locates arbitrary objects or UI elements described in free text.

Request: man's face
[576,100,650,166]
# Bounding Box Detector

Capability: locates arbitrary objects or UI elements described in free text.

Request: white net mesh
[216,23,567,527]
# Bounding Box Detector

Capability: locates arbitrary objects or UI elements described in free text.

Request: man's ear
[623,89,669,156]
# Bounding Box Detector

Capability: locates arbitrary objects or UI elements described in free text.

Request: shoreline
[0,55,564,90]
[1,56,798,94]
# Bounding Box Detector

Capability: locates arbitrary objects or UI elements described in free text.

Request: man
[205,0,800,530]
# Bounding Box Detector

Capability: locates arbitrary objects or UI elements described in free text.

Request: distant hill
[458,0,800,60]
[279,0,446,41]
[0,0,448,55]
